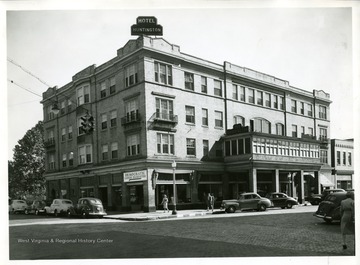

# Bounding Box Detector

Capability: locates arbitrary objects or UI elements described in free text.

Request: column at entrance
[299,170,304,204]
[143,169,156,212]
[272,169,280,192]
[249,168,257,192]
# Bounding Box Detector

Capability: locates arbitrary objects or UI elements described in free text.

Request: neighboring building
[41,36,332,212]
[331,139,354,190]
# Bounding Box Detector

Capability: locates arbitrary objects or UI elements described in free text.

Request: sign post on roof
[131,16,163,36]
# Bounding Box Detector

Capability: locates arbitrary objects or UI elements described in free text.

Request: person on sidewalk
[160,195,169,213]
[209,193,215,212]
[207,193,212,211]
[340,191,355,250]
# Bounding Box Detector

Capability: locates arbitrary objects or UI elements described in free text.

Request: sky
[3,3,358,164]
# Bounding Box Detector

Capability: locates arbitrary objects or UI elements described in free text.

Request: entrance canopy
[319,174,335,187]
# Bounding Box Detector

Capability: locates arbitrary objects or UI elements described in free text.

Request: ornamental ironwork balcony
[121,112,141,125]
[149,112,178,132]
[44,138,56,149]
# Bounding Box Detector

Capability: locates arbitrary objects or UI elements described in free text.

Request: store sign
[131,16,163,36]
[124,170,148,182]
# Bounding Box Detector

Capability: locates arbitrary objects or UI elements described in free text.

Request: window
[307,104,313,117]
[69,152,74,166]
[202,108,208,126]
[185,106,195,124]
[79,145,92,164]
[47,105,55,120]
[300,102,304,115]
[156,98,173,120]
[343,152,346,166]
[101,114,107,130]
[125,64,138,87]
[47,130,55,144]
[248,88,255,103]
[186,138,196,156]
[273,95,278,109]
[77,84,90,105]
[48,154,55,170]
[100,81,106,98]
[201,76,207,93]
[279,96,285,110]
[215,111,223,128]
[62,154,67,168]
[184,72,194,90]
[337,151,341,165]
[102,145,108,161]
[240,86,245,102]
[233,115,245,126]
[291,100,297,113]
[110,76,116,94]
[78,117,85,135]
[60,101,66,115]
[110,110,117,127]
[127,134,140,156]
[319,128,327,141]
[68,126,73,140]
[319,105,327,119]
[251,118,271,134]
[214,80,222,97]
[348,152,352,166]
[232,84,238,100]
[257,91,263,105]
[203,140,209,156]
[67,100,72,112]
[301,126,305,137]
[276,123,284,136]
[308,127,314,136]
[157,133,174,155]
[265,93,271,107]
[126,98,139,122]
[292,125,298,137]
[111,142,118,159]
[154,62,172,85]
[61,128,66,142]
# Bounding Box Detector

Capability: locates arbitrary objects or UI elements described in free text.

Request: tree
[8,121,45,200]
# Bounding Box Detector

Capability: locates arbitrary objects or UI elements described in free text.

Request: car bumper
[313,212,332,220]
[88,212,107,216]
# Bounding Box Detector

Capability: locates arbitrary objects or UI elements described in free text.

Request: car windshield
[326,195,340,202]
[89,199,102,204]
[62,201,72,204]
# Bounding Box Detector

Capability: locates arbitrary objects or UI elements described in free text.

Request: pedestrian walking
[160,195,169,213]
[210,193,215,212]
[207,193,212,211]
[340,191,354,250]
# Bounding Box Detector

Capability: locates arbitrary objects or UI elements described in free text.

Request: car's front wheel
[25,209,29,215]
[54,210,59,217]
[258,204,267,211]
[226,206,236,213]
[286,202,293,209]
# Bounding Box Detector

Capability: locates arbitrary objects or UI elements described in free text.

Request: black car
[314,191,348,223]
[266,192,298,209]
[306,188,345,205]
[67,198,107,218]
[25,200,47,215]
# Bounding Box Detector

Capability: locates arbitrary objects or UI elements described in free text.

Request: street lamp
[171,160,177,215]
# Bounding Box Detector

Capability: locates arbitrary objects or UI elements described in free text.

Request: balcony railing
[44,138,55,148]
[121,112,141,125]
[149,112,178,132]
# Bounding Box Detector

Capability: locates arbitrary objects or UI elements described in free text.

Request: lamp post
[171,160,177,215]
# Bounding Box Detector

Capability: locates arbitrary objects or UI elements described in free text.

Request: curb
[104,211,215,221]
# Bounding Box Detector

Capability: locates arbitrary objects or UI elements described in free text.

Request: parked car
[25,200,47,215]
[221,192,272,213]
[314,191,351,223]
[305,194,323,205]
[44,199,73,217]
[9,200,28,214]
[306,188,346,205]
[67,198,107,218]
[266,192,298,209]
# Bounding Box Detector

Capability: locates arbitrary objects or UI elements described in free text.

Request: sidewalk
[104,209,216,221]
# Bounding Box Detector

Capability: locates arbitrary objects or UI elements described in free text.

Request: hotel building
[42,36,332,212]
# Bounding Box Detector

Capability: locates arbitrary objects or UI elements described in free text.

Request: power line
[8,79,42,98]
[7,58,52,88]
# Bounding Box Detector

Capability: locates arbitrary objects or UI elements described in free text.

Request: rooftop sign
[131,16,163,36]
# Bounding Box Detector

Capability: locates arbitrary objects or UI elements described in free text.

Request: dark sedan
[67,198,107,218]
[314,191,349,223]
[25,200,47,215]
[266,192,298,209]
